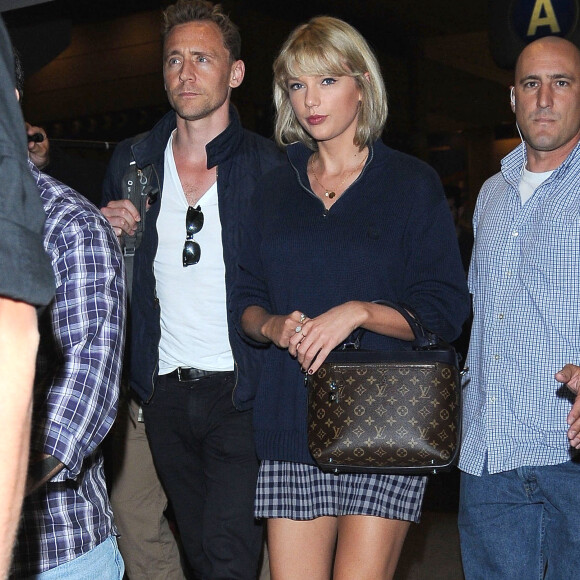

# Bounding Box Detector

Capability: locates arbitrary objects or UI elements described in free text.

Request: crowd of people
[2,1,580,579]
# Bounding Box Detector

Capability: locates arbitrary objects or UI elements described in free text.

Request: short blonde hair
[273,16,388,150]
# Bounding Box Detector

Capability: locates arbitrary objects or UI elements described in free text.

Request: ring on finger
[299,312,306,323]
[295,325,302,333]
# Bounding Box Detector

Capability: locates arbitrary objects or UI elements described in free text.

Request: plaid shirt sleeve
[31,168,126,480]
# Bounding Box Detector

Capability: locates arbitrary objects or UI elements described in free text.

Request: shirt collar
[501,139,580,186]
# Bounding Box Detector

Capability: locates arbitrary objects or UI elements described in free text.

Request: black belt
[166,367,231,382]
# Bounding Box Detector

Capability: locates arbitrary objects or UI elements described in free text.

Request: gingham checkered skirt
[255,460,427,522]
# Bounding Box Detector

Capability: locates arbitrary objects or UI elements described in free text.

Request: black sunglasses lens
[183,240,201,266]
[186,205,204,236]
[183,206,203,267]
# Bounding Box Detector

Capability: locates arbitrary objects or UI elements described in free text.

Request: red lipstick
[307,115,326,125]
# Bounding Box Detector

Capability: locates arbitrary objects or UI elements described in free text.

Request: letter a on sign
[527,0,562,35]
[489,0,578,69]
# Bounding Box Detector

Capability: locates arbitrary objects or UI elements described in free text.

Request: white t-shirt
[154,132,234,374]
[519,167,554,204]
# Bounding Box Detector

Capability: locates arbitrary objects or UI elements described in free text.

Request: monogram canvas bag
[306,301,462,475]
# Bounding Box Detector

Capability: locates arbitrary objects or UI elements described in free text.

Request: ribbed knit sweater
[233,139,470,464]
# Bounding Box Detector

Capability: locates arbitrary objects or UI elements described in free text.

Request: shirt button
[498,313,504,319]
[512,230,519,237]
[490,396,496,403]
[494,354,500,360]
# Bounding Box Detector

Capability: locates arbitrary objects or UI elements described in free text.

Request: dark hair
[13,46,24,99]
[162,0,241,61]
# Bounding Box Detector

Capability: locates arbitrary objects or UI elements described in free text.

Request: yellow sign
[527,0,562,35]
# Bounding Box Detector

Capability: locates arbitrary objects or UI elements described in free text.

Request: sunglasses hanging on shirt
[183,205,204,267]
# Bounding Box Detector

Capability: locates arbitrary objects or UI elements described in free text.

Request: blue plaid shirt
[459,141,580,476]
[11,163,125,577]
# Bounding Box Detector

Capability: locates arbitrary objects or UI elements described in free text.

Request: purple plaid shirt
[11,163,125,577]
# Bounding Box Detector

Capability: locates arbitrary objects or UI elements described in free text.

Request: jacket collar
[206,105,244,168]
[132,104,244,169]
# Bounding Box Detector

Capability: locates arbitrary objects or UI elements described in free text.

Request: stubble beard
[167,87,229,123]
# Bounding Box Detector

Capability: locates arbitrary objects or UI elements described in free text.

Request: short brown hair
[162,0,241,61]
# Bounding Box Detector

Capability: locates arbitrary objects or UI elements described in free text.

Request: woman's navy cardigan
[233,139,470,465]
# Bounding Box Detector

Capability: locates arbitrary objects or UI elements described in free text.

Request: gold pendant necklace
[309,152,367,199]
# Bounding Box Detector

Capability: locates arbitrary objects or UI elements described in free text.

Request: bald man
[458,36,580,579]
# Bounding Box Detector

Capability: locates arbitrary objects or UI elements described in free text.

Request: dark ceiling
[3,0,492,74]
[3,0,516,157]
[2,0,489,31]
[1,0,519,195]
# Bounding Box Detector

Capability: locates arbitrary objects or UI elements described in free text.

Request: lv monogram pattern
[307,361,460,473]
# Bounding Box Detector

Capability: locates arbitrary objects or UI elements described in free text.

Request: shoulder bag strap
[342,300,443,351]
[120,160,155,302]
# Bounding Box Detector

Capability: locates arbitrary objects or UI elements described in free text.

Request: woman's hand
[288,302,366,374]
[262,310,309,349]
[243,301,413,374]
[241,306,309,349]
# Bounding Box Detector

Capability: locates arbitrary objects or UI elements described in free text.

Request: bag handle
[341,300,442,351]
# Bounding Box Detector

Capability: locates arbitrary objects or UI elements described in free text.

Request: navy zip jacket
[233,140,471,464]
[102,106,284,408]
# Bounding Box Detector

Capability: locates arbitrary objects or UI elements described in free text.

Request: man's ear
[230,60,245,88]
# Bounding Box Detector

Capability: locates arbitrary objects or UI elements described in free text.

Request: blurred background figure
[10,139,126,580]
[6,46,126,580]
[25,121,108,206]
[0,14,54,577]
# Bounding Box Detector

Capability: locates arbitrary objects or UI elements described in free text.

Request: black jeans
[143,371,262,580]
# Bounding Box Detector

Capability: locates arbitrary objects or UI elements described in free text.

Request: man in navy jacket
[101,1,283,578]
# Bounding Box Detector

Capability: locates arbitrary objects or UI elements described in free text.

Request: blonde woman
[233,16,469,580]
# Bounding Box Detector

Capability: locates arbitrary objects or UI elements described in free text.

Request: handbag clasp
[329,381,339,402]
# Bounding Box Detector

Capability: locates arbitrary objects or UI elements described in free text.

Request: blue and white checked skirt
[255,460,427,523]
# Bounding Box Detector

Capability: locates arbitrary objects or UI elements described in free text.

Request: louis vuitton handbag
[306,301,462,475]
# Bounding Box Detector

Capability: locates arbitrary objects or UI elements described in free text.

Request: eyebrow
[519,73,576,83]
[165,49,215,59]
